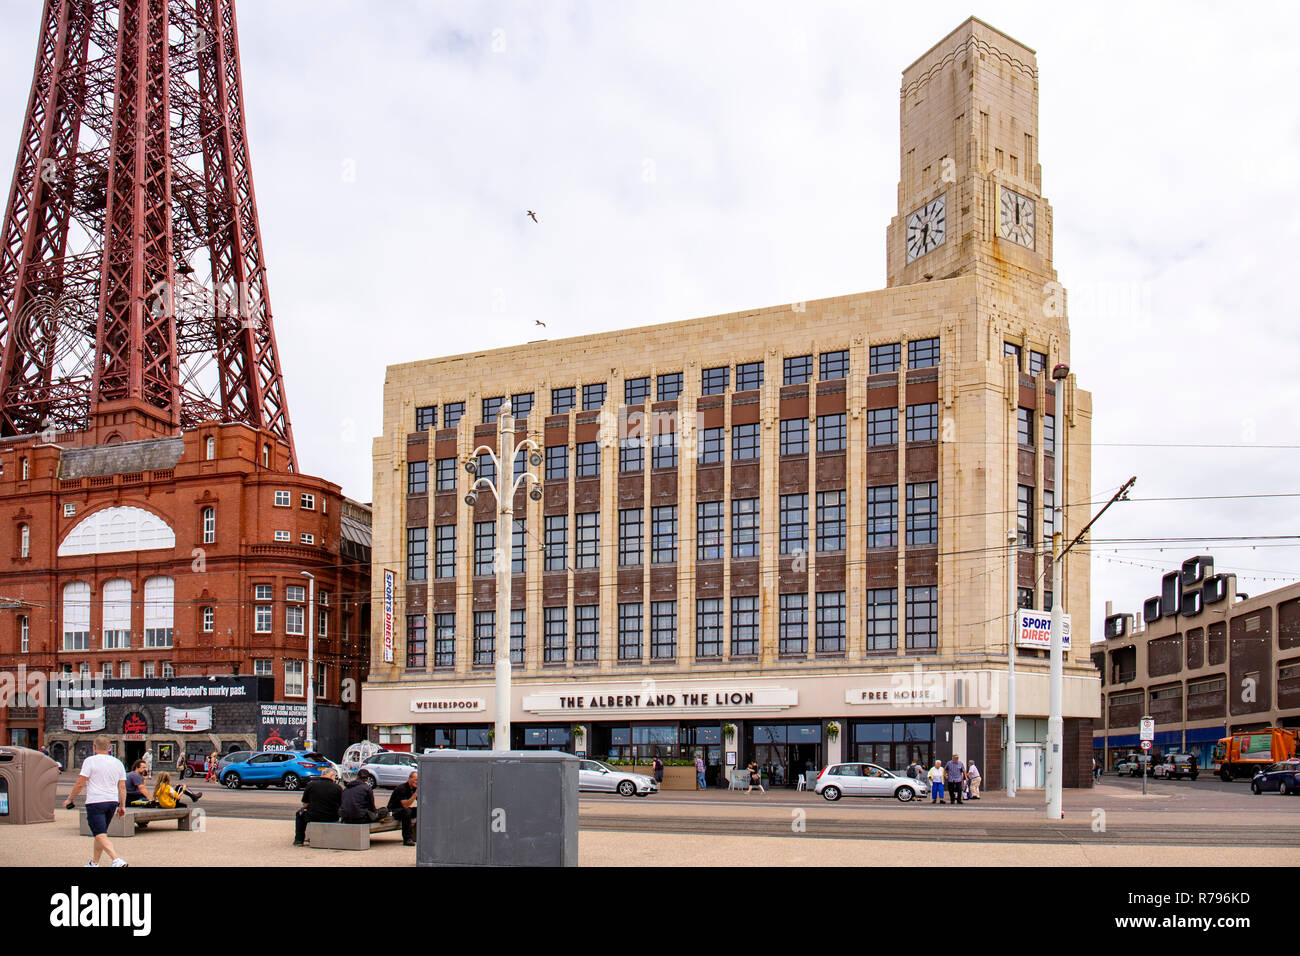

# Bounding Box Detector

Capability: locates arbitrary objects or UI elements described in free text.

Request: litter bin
[0,746,61,825]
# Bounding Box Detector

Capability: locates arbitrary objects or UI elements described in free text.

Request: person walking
[143,748,153,779]
[652,755,665,788]
[966,760,982,800]
[944,754,966,805]
[746,760,765,794]
[175,749,187,781]
[927,760,945,803]
[63,735,129,867]
[694,753,706,790]
[205,751,218,783]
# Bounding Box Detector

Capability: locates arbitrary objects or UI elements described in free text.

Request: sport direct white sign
[1015,609,1071,650]
[411,697,486,714]
[165,706,213,732]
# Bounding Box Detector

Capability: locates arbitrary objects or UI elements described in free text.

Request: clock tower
[886,18,1058,292]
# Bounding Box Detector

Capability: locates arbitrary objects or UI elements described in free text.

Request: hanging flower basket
[723,722,737,742]
[826,721,841,742]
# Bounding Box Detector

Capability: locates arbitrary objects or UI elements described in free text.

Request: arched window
[262,444,270,467]
[20,457,28,480]
[143,576,174,648]
[205,436,216,460]
[102,579,132,650]
[62,582,90,651]
[202,507,215,544]
[58,506,175,556]
[19,524,29,558]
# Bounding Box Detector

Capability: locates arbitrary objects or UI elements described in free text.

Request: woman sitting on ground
[152,772,203,808]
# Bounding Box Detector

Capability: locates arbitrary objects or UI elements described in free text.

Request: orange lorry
[1211,728,1299,781]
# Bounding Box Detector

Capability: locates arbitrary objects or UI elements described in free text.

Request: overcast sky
[1,1,1297,637]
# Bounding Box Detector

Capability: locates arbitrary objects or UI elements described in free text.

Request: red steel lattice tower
[0,0,296,465]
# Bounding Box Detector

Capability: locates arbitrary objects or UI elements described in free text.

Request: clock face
[905,194,946,263]
[1000,188,1035,248]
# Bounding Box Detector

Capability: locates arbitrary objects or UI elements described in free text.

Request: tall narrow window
[473,611,496,666]
[906,586,938,650]
[415,405,437,430]
[19,523,29,558]
[906,403,938,442]
[407,460,428,494]
[1017,485,1034,547]
[698,427,724,464]
[779,593,808,656]
[512,518,526,574]
[205,436,216,460]
[545,446,568,481]
[905,482,938,546]
[285,660,304,697]
[20,615,29,653]
[511,609,525,666]
[618,603,643,661]
[867,408,897,446]
[575,513,600,569]
[474,522,496,575]
[102,579,131,650]
[780,418,808,455]
[816,591,847,654]
[650,601,677,659]
[407,527,427,580]
[143,576,174,648]
[732,423,759,461]
[406,615,427,668]
[203,606,214,633]
[816,413,846,452]
[780,494,808,554]
[544,516,568,571]
[696,501,723,561]
[433,613,455,668]
[866,486,897,548]
[619,508,643,566]
[731,498,759,558]
[866,588,898,651]
[817,490,847,551]
[731,596,758,657]
[696,599,723,659]
[544,607,567,663]
[651,506,677,564]
[434,525,456,578]
[574,605,598,662]
[202,506,215,544]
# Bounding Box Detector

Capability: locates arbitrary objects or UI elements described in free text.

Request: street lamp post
[465,402,542,751]
[1046,363,1069,819]
[300,571,316,752]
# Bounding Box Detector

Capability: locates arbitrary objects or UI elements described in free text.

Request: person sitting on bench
[152,772,202,808]
[294,768,342,846]
[340,775,389,825]
[126,760,154,808]
[387,770,418,846]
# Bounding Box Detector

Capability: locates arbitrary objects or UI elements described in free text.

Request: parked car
[1115,753,1154,777]
[219,750,333,790]
[814,762,927,802]
[577,759,657,797]
[1251,759,1300,795]
[356,751,419,789]
[1152,753,1199,780]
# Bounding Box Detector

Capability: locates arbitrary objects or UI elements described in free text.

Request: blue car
[219,750,332,791]
[1250,759,1300,796]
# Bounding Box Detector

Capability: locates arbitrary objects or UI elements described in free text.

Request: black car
[1251,759,1300,795]
[1153,753,1199,781]
[1115,753,1154,777]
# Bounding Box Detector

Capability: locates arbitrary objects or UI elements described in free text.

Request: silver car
[814,762,926,802]
[357,751,420,788]
[577,759,657,797]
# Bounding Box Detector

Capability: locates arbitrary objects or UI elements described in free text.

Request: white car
[814,762,926,802]
[577,759,657,797]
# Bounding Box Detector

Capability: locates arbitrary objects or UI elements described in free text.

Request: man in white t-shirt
[64,735,129,867]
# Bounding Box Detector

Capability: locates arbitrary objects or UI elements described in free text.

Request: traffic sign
[1140,740,1152,752]
[1139,716,1154,741]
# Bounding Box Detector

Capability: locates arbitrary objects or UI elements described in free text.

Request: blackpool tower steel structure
[0,0,295,465]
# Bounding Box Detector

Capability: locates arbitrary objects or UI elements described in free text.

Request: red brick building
[0,419,370,767]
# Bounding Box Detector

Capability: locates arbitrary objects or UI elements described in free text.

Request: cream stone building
[364,17,1098,789]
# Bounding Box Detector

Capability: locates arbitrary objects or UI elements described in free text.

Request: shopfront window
[749,723,822,788]
[519,726,572,752]
[851,720,933,772]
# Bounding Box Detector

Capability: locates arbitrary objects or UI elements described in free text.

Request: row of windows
[405,404,945,494]
[403,586,938,667]
[410,341,944,430]
[405,485,939,579]
[1017,486,1057,548]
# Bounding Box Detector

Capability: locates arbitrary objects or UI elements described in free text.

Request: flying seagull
[526,210,538,223]
[534,320,547,327]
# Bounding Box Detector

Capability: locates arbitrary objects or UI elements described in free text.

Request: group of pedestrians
[908,755,980,804]
[293,767,419,846]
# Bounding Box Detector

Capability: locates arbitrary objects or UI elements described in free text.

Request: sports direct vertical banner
[384,569,395,663]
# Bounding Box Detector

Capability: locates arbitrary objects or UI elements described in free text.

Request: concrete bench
[306,818,402,851]
[79,806,196,838]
